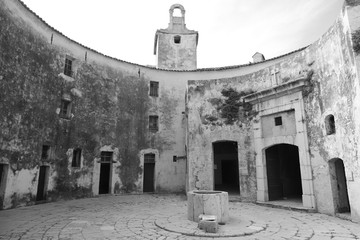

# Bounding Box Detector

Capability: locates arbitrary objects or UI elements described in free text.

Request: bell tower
[154,4,198,70]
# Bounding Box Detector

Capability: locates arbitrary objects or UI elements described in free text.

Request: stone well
[187,190,229,224]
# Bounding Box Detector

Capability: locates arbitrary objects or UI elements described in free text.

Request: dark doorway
[0,164,9,209]
[329,158,350,213]
[266,144,302,201]
[143,153,155,192]
[0,164,4,187]
[36,166,49,201]
[99,151,112,194]
[213,141,239,194]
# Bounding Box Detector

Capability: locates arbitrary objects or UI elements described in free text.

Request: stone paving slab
[0,194,359,239]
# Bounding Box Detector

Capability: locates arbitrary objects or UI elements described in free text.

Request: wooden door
[143,163,155,192]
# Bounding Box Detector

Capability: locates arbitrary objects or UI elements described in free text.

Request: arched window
[325,114,336,135]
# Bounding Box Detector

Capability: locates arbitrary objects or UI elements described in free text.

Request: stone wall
[0,0,188,208]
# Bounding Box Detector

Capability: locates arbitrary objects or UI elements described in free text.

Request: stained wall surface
[186,2,360,221]
[0,0,360,224]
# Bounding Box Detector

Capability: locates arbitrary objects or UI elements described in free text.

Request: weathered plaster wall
[186,50,311,201]
[186,1,360,222]
[0,0,189,208]
[346,0,360,222]
[157,32,197,70]
[1,0,360,223]
[296,2,360,220]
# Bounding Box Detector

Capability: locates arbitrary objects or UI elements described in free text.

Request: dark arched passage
[265,144,302,201]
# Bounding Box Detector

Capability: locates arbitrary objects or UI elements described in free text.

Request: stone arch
[169,4,185,16]
[328,158,350,213]
[264,144,302,201]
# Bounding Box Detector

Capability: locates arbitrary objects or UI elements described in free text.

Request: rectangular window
[149,81,159,97]
[64,58,72,77]
[144,153,155,163]
[60,99,71,119]
[72,148,82,168]
[274,116,282,126]
[100,151,113,162]
[149,115,159,132]
[41,145,50,160]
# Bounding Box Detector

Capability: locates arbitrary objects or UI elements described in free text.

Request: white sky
[20,0,344,68]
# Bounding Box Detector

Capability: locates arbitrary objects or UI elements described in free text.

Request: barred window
[150,81,159,97]
[149,115,159,132]
[64,58,72,77]
[274,116,282,126]
[144,153,155,163]
[100,151,113,162]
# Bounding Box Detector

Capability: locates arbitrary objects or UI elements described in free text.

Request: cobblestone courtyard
[0,194,359,240]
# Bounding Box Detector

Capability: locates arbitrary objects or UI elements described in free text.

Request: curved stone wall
[0,0,359,223]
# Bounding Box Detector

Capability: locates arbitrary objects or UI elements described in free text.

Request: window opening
[172,8,182,17]
[41,145,50,160]
[174,35,181,44]
[100,151,113,162]
[60,99,71,119]
[144,153,155,163]
[325,114,336,135]
[72,148,82,168]
[150,81,159,97]
[149,115,159,132]
[64,58,72,77]
[274,116,282,126]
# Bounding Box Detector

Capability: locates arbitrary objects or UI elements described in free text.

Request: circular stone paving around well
[155,213,266,237]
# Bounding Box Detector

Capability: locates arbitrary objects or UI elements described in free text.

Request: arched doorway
[265,144,302,201]
[213,141,239,194]
[329,158,350,213]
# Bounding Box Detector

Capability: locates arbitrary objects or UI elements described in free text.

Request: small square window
[100,151,113,162]
[149,115,159,132]
[274,116,282,126]
[64,58,72,77]
[72,148,82,168]
[150,81,159,97]
[174,35,181,44]
[60,99,71,119]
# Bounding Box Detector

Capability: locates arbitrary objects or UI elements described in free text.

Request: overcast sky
[21,0,344,68]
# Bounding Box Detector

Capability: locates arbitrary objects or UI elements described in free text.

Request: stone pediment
[243,75,310,104]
